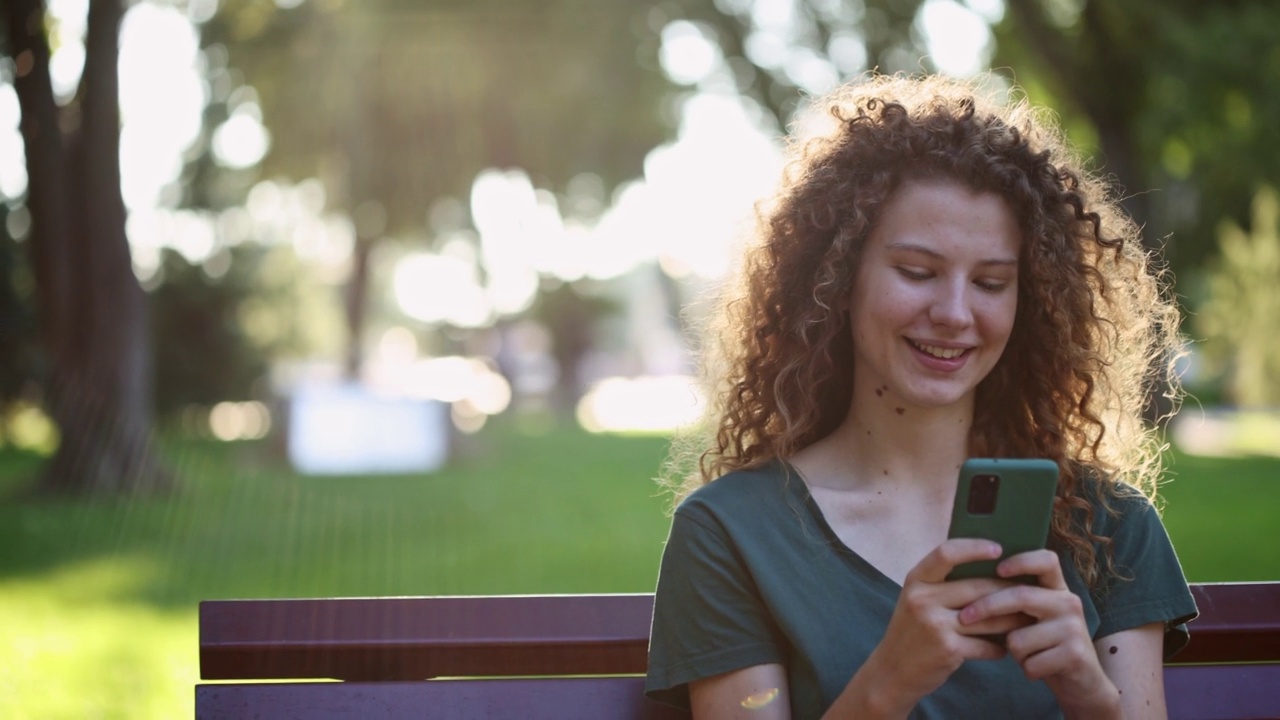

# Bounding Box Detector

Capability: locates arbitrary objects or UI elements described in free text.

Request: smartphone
[945,458,1059,582]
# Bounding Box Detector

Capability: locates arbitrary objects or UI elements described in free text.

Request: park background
[2,0,1279,717]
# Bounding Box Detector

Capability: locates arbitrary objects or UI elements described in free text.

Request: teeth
[911,340,966,359]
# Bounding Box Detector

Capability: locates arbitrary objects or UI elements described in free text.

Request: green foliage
[1137,3,1280,273]
[678,0,1280,287]
[1194,187,1280,407]
[978,2,1280,277]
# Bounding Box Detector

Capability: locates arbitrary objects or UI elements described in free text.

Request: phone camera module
[967,474,1000,515]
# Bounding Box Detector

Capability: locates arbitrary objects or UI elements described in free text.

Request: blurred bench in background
[196,583,1280,719]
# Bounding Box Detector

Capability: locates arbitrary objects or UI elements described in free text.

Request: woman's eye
[975,279,1011,293]
[896,267,931,281]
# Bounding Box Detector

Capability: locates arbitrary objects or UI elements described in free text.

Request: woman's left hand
[956,550,1122,719]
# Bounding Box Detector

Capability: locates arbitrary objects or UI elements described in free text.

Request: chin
[900,384,975,410]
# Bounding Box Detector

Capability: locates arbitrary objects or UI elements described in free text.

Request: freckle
[882,469,888,476]
[877,491,883,495]
[1109,646,1118,655]
[866,430,871,436]
[875,388,883,397]
[895,407,905,415]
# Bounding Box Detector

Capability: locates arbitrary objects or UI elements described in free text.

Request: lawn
[0,420,1277,719]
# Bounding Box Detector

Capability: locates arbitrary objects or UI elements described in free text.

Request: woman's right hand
[831,539,1030,718]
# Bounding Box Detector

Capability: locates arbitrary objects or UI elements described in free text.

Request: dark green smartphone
[945,458,1059,582]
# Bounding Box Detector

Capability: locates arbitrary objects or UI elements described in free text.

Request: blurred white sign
[287,382,448,475]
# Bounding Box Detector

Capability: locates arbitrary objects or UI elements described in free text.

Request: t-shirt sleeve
[645,504,786,709]
[1091,494,1198,659]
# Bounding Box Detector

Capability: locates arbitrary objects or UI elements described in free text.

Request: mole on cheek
[895,407,905,415]
[1109,646,1118,655]
[875,388,883,397]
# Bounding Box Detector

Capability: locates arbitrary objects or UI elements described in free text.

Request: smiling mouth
[907,339,970,360]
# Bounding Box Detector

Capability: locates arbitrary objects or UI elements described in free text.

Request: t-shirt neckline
[776,458,906,598]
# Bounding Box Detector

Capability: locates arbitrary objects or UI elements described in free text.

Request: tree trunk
[343,234,374,380]
[5,0,169,494]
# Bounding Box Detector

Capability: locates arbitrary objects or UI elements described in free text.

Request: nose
[929,279,974,329]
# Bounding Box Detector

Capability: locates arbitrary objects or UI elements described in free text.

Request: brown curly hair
[664,74,1182,589]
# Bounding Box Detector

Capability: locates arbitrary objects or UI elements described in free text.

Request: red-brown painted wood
[200,594,654,681]
[197,583,1280,719]
[195,677,690,720]
[1173,582,1280,663]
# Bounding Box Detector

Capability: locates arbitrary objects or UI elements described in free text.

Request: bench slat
[1165,664,1280,720]
[195,665,1280,720]
[1175,582,1280,663]
[195,677,690,720]
[200,583,1280,681]
[200,594,653,681]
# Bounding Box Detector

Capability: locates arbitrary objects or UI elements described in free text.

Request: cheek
[978,293,1018,342]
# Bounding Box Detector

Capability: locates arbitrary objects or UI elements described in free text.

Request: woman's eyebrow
[885,242,1018,267]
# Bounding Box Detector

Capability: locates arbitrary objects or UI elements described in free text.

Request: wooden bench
[197,582,1280,719]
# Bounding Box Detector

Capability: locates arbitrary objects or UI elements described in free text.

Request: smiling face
[848,178,1021,413]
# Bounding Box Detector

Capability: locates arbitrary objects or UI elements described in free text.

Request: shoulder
[1070,467,1197,651]
[676,460,798,520]
[1071,467,1157,535]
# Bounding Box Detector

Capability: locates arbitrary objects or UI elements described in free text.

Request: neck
[795,382,974,492]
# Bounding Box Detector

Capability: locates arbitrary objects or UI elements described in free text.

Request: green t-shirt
[645,461,1197,719]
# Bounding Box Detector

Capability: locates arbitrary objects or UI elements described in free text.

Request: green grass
[0,419,674,719]
[1160,450,1280,581]
[0,421,1277,719]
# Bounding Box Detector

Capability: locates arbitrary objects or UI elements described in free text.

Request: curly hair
[664,74,1182,589]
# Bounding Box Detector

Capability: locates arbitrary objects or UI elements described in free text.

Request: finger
[955,635,1008,662]
[1007,625,1092,681]
[930,577,1020,609]
[955,612,1035,637]
[959,583,1083,625]
[1019,645,1071,681]
[908,538,1002,585]
[996,549,1067,590]
[1003,618,1066,664]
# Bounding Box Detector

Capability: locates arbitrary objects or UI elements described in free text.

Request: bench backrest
[197,583,1280,719]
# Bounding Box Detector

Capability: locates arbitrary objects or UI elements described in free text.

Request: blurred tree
[990,0,1280,274]
[2,0,167,493]
[0,206,40,411]
[149,242,347,420]
[1195,187,1280,407]
[675,0,1280,276]
[150,248,270,419]
[530,280,620,417]
[192,0,675,383]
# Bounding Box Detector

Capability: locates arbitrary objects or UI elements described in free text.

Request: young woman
[645,75,1197,719]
